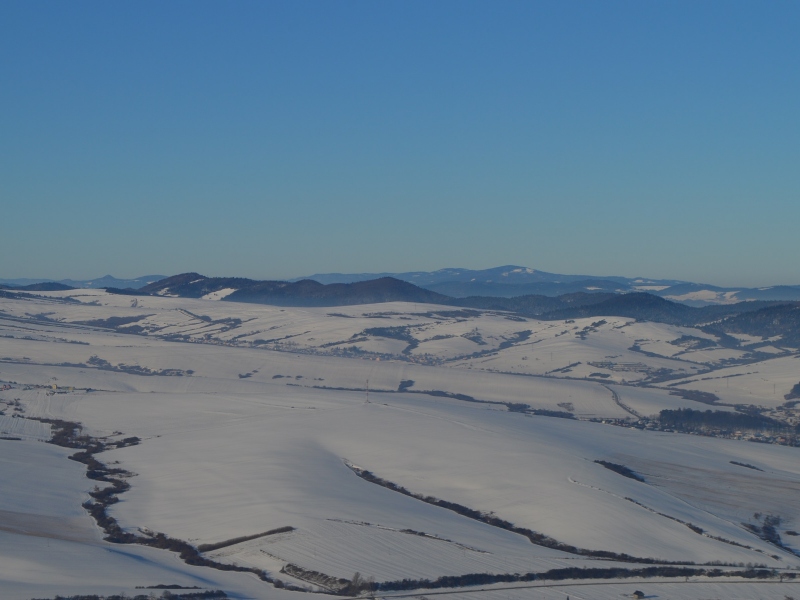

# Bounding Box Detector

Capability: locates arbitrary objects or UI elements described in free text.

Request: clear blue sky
[2,1,798,286]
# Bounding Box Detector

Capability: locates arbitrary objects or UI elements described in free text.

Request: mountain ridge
[295,265,687,287]
[294,266,800,305]
[139,273,451,307]
[0,274,167,290]
[6,266,800,306]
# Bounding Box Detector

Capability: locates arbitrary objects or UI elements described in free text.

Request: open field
[2,290,800,598]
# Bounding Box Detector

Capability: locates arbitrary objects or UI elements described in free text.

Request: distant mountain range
[296,265,800,306]
[0,274,167,290]
[296,264,681,286]
[0,281,75,292]
[3,265,800,306]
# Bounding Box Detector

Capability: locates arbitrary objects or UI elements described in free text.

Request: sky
[1,1,798,287]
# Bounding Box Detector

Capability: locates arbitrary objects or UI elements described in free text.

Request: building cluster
[591,416,799,447]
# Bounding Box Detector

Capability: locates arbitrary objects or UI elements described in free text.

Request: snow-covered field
[670,354,800,409]
[1,289,799,599]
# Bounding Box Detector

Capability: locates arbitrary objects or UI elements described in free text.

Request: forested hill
[451,292,618,315]
[229,277,451,307]
[138,273,451,307]
[703,304,800,348]
[533,293,788,327]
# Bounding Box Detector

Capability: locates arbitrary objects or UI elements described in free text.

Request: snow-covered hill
[1,289,800,599]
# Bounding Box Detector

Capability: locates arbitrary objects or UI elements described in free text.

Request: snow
[0,415,51,440]
[0,438,302,600]
[610,385,736,417]
[201,288,237,301]
[27,383,790,568]
[408,578,800,600]
[664,290,742,304]
[1,290,800,597]
[669,354,800,408]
